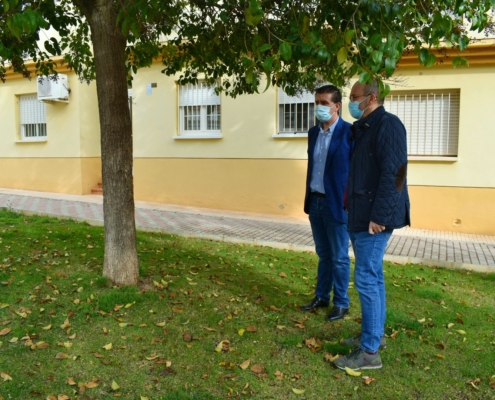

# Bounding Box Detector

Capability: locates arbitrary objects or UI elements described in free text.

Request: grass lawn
[0,210,494,400]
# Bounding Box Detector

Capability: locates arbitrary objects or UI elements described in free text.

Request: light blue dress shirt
[310,117,339,194]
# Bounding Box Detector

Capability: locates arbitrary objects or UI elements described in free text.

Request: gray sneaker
[342,333,386,349]
[334,348,382,370]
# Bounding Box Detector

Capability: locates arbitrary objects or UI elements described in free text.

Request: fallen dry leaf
[344,367,362,377]
[275,370,284,380]
[182,332,192,342]
[68,377,77,385]
[215,340,230,353]
[111,380,120,390]
[279,272,287,278]
[103,343,113,350]
[60,318,71,330]
[55,352,69,359]
[304,337,322,353]
[363,377,376,385]
[1,372,12,381]
[250,365,264,373]
[292,388,305,395]
[238,329,245,336]
[239,360,250,370]
[246,326,257,333]
[0,328,11,336]
[85,379,99,389]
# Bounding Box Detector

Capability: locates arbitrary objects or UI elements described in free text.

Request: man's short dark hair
[315,84,342,104]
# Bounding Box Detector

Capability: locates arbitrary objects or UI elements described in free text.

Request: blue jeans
[349,229,393,353]
[308,195,350,307]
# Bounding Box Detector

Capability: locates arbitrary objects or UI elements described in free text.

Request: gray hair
[364,79,385,105]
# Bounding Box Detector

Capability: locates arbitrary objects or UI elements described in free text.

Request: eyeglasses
[349,93,369,102]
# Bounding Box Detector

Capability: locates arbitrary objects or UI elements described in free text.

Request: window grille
[385,89,460,157]
[278,89,315,134]
[19,94,47,139]
[178,82,221,135]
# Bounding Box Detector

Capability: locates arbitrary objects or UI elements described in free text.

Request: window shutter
[179,83,220,106]
[278,89,314,104]
[19,94,46,124]
[385,89,460,157]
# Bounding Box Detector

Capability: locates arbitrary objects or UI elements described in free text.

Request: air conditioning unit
[37,74,70,103]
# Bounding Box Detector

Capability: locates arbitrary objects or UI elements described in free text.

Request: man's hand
[369,221,386,235]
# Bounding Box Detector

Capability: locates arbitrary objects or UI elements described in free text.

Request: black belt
[311,192,326,198]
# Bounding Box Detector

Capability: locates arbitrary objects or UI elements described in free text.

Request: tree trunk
[82,0,138,285]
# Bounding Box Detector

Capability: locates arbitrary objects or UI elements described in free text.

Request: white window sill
[272,133,308,139]
[408,156,457,162]
[173,134,222,140]
[15,139,47,143]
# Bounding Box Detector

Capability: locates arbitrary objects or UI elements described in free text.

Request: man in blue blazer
[300,85,354,321]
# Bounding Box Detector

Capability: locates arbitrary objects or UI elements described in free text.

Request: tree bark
[80,0,138,285]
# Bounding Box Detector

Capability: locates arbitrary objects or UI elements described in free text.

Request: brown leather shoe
[327,306,349,321]
[300,297,329,311]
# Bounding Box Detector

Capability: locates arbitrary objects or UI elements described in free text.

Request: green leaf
[419,48,429,66]
[368,1,381,18]
[359,71,371,84]
[344,30,355,45]
[384,57,396,76]
[280,42,292,61]
[3,0,9,13]
[458,36,469,51]
[317,47,328,61]
[259,44,272,52]
[371,50,383,65]
[426,53,436,67]
[245,65,254,84]
[337,47,347,65]
[382,84,391,98]
[263,57,273,73]
[245,0,263,26]
[370,33,383,48]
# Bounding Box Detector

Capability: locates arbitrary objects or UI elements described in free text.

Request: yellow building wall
[408,186,495,235]
[0,71,102,194]
[134,158,307,216]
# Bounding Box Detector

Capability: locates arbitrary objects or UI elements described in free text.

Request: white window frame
[176,82,222,139]
[18,94,47,141]
[385,89,460,159]
[275,89,315,138]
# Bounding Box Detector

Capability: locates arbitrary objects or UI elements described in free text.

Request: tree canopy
[2,0,494,92]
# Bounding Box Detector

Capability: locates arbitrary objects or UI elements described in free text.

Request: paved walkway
[0,188,494,273]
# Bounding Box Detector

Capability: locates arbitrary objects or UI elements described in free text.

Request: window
[385,89,460,157]
[278,89,315,134]
[19,94,47,140]
[178,82,221,136]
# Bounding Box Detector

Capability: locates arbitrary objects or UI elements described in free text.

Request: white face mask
[315,105,335,122]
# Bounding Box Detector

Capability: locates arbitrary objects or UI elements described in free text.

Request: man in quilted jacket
[334,80,410,371]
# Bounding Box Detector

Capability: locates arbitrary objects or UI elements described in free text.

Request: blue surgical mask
[315,105,334,122]
[348,96,370,119]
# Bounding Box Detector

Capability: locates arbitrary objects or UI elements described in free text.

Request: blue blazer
[304,118,353,223]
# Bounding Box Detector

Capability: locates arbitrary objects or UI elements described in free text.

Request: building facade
[1,42,495,234]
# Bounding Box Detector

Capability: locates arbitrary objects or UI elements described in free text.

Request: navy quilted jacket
[347,106,411,232]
